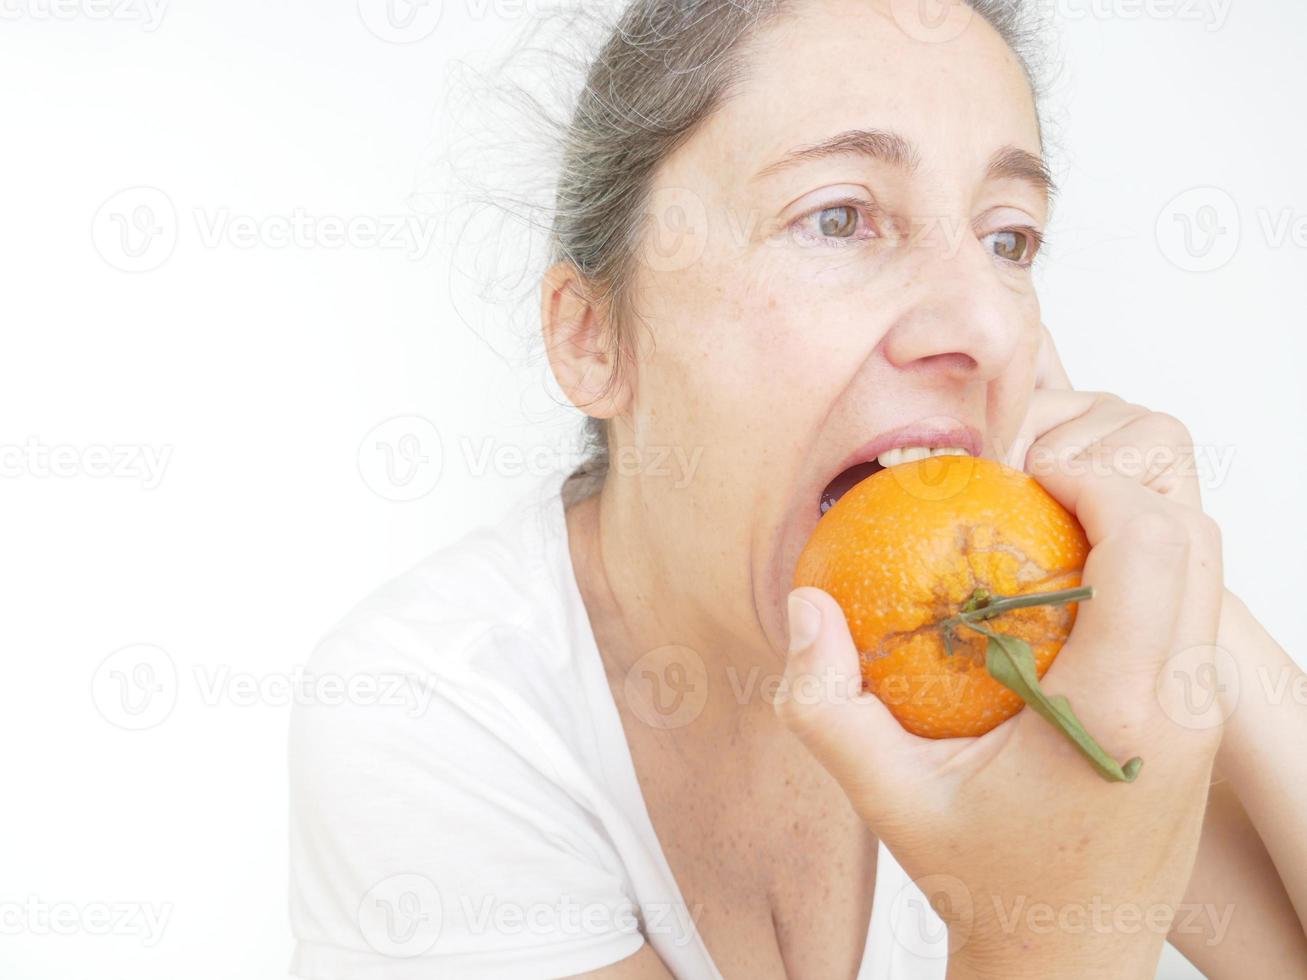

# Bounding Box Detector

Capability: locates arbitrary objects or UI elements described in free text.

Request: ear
[1034,321,1073,391]
[540,261,630,420]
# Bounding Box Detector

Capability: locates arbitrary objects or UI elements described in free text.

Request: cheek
[984,316,1043,453]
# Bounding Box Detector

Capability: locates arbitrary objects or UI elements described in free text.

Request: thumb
[775,587,916,800]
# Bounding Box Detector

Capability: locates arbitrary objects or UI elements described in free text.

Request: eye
[983,228,1043,266]
[790,197,880,247]
[818,205,859,238]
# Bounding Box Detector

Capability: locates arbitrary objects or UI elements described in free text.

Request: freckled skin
[793,455,1089,738]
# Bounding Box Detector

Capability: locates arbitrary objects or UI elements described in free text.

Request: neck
[564,473,787,731]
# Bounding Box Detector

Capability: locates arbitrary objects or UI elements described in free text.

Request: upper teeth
[876,446,969,468]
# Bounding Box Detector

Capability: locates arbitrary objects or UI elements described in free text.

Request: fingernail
[787,592,821,655]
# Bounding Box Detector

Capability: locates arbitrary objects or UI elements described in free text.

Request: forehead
[692,0,1041,187]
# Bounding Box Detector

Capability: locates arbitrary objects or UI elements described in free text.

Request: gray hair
[544,0,1051,478]
[438,2,1049,481]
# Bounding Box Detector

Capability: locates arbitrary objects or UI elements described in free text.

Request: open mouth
[818,445,974,516]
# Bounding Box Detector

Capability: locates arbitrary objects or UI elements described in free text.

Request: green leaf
[982,631,1143,783]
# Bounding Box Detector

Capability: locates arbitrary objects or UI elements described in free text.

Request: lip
[832,417,984,476]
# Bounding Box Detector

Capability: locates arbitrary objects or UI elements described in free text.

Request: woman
[289,1,1307,977]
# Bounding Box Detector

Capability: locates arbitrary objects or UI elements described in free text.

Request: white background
[1,1,1303,978]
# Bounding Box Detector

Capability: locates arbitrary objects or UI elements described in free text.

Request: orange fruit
[793,455,1090,739]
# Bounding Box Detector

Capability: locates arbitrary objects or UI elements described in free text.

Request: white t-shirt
[288,469,948,979]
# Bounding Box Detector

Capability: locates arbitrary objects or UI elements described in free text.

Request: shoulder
[296,480,598,752]
[292,475,592,783]
[288,478,645,977]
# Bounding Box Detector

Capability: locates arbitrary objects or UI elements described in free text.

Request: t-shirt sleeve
[287,615,646,980]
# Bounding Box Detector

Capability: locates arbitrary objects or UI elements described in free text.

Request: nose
[877,233,1028,383]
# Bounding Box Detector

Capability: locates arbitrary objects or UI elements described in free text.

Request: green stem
[961,618,1142,784]
[944,585,1095,629]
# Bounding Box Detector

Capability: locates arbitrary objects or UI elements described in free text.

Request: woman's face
[609,0,1048,655]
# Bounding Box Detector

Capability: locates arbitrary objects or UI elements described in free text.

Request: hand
[774,324,1225,978]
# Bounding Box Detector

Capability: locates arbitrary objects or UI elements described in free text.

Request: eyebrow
[751,128,918,181]
[750,128,1056,200]
[985,145,1057,200]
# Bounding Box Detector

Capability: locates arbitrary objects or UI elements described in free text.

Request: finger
[1032,467,1222,724]
[1051,483,1190,678]
[1037,490,1192,748]
[1002,388,1101,469]
[1026,395,1203,509]
[1034,322,1073,391]
[776,588,922,812]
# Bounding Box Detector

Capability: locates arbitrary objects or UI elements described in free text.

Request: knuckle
[773,678,819,732]
[1121,509,1191,554]
[1150,411,1195,448]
